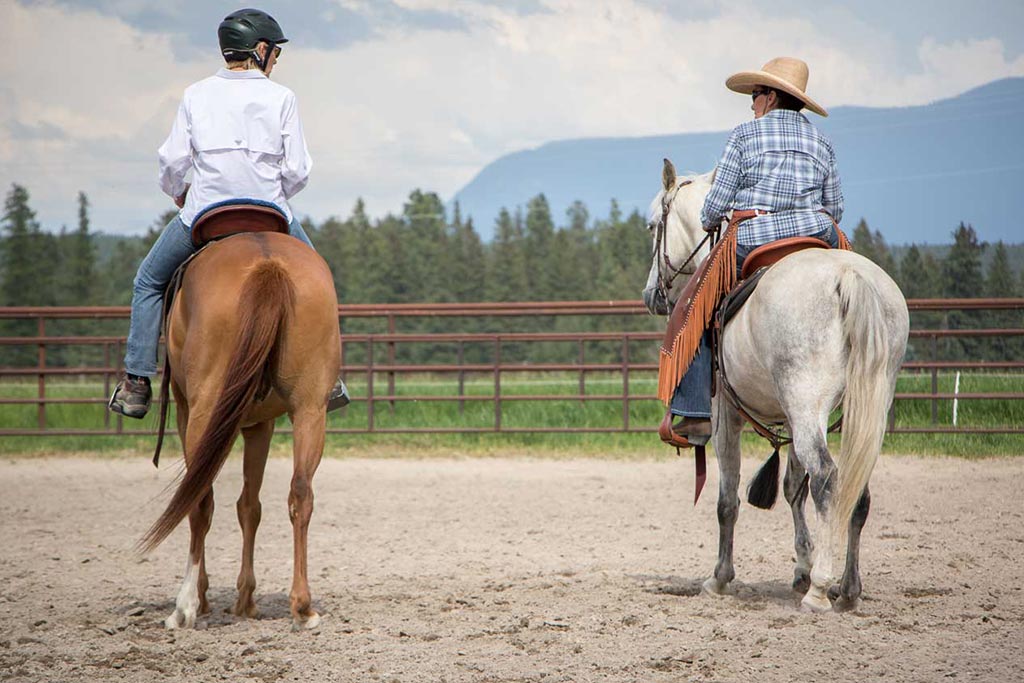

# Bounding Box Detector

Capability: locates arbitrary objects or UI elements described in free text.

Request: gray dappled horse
[642,162,909,611]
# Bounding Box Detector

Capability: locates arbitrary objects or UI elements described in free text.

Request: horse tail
[832,267,896,539]
[140,259,294,553]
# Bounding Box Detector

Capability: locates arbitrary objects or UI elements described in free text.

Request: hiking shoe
[673,416,712,446]
[108,374,152,419]
[327,376,350,412]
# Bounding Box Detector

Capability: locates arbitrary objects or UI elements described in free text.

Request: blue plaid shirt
[700,109,843,245]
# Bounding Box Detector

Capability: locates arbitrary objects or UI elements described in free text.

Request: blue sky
[3,0,1023,235]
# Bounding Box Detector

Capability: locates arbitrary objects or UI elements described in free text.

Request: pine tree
[941,222,986,359]
[66,192,97,305]
[851,219,876,262]
[402,190,448,301]
[486,208,528,302]
[524,194,557,300]
[984,241,1021,360]
[0,184,57,364]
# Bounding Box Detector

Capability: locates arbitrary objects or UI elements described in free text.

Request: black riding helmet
[218,8,288,72]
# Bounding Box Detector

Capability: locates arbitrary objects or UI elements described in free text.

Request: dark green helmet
[218,8,288,55]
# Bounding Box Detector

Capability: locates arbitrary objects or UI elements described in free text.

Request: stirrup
[658,410,710,448]
[327,377,350,412]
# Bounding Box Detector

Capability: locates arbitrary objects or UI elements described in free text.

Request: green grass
[1,372,1021,457]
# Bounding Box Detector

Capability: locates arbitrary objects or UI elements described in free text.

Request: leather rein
[653,179,711,309]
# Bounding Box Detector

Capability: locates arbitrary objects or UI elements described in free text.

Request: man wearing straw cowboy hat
[668,56,844,443]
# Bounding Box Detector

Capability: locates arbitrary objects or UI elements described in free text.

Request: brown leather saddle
[739,235,830,279]
[190,203,290,248]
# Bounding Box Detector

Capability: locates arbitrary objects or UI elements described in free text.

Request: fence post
[387,314,396,411]
[494,338,502,432]
[37,317,46,431]
[578,339,585,405]
[103,342,111,429]
[367,336,375,431]
[930,334,938,425]
[115,339,123,434]
[621,335,630,431]
[457,340,465,415]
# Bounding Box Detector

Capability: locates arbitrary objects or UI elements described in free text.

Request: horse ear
[708,166,717,184]
[662,158,677,192]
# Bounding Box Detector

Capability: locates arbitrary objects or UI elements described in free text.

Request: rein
[653,179,710,308]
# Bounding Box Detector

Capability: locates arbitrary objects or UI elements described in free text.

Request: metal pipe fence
[1,299,1021,437]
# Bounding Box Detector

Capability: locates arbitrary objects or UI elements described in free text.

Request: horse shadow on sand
[629,573,801,610]
[123,590,312,630]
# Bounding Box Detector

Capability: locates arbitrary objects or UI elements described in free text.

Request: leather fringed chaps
[657,214,742,405]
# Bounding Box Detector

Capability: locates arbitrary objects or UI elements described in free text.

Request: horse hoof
[701,577,731,597]
[292,611,321,631]
[792,572,811,594]
[800,589,832,613]
[229,603,260,619]
[164,609,195,630]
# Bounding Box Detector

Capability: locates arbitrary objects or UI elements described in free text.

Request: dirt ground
[1,453,1022,683]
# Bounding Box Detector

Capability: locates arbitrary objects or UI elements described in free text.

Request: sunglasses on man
[751,88,772,102]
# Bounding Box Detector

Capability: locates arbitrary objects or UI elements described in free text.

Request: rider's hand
[174,184,190,209]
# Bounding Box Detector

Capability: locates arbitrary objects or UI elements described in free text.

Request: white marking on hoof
[800,587,832,613]
[166,560,201,629]
[701,577,732,597]
[164,608,195,630]
[293,611,321,631]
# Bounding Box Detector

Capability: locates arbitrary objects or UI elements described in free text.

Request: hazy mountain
[451,78,1024,244]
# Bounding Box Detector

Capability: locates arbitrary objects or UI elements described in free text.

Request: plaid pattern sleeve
[700,129,743,229]
[821,146,843,223]
[700,110,842,245]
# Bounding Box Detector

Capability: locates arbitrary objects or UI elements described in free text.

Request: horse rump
[139,259,295,552]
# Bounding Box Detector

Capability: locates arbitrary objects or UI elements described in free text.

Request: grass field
[1,371,1021,457]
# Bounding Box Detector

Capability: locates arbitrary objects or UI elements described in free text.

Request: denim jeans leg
[288,217,317,251]
[670,330,713,418]
[124,215,197,377]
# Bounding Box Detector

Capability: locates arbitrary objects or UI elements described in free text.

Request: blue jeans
[670,224,840,419]
[124,213,315,377]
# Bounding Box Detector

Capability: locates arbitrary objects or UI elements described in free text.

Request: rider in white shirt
[109,8,348,419]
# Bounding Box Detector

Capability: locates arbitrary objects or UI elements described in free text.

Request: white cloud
[2,0,1023,235]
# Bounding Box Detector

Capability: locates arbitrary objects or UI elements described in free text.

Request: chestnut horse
[140,231,340,630]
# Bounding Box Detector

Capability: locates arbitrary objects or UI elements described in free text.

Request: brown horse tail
[140,259,295,553]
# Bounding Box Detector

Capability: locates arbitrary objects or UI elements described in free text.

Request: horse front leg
[702,397,744,596]
[783,445,813,594]
[829,486,870,611]
[288,407,325,630]
[232,420,274,619]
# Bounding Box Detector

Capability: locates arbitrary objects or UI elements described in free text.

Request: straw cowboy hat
[726,57,828,117]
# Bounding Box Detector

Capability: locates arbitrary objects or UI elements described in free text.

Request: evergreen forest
[1,183,1021,367]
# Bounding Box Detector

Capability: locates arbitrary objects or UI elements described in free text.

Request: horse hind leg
[829,486,870,611]
[165,490,214,629]
[702,397,744,596]
[288,407,326,630]
[790,421,838,613]
[783,445,813,594]
[231,420,274,619]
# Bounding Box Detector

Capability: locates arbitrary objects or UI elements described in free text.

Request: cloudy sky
[2,0,1023,235]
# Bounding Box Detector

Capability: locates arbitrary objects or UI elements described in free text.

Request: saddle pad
[719,266,768,328]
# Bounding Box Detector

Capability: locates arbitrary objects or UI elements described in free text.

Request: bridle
[652,179,712,311]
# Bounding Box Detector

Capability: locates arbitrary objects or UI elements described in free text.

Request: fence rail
[1,299,1021,437]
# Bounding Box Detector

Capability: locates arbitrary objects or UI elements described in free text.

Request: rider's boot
[327,375,350,412]
[108,373,153,419]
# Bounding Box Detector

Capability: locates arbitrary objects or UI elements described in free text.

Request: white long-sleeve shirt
[157,68,312,226]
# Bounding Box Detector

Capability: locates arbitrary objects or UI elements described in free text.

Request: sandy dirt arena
[1,454,1022,682]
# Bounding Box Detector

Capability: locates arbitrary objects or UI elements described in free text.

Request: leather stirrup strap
[694,445,706,505]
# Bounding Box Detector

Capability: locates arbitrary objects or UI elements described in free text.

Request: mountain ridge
[450,77,1024,244]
